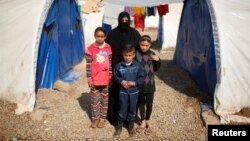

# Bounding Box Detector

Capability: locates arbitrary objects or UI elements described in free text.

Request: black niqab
[118,11,130,32]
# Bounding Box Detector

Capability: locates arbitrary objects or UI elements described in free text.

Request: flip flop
[136,126,145,133]
[145,127,152,135]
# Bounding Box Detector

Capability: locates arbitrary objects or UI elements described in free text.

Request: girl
[135,35,161,134]
[85,27,112,128]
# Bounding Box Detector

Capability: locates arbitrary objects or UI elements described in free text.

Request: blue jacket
[113,60,144,93]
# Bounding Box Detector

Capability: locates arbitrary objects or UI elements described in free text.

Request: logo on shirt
[96,50,108,63]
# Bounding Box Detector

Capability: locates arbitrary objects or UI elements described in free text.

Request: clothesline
[124,4,169,31]
[105,0,183,7]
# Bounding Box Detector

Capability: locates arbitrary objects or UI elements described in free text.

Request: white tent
[1,0,250,123]
[0,0,52,114]
[210,0,250,123]
[0,0,85,114]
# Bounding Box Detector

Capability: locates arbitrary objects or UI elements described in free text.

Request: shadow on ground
[156,58,212,103]
[77,92,92,120]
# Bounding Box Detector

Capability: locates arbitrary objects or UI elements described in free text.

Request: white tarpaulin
[0,0,52,114]
[211,0,250,123]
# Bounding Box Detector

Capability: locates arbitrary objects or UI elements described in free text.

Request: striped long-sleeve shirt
[85,43,112,86]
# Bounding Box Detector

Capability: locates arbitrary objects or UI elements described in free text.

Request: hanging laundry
[157,4,169,16]
[133,7,144,16]
[133,6,145,32]
[124,6,134,16]
[146,7,156,17]
[134,14,145,31]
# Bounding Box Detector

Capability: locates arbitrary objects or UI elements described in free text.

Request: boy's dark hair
[94,27,107,36]
[122,44,135,53]
[139,35,152,43]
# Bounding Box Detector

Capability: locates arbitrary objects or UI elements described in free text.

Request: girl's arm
[153,58,161,72]
[85,53,93,87]
[108,54,113,87]
[151,52,161,72]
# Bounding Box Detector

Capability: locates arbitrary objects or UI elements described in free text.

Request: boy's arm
[113,64,123,86]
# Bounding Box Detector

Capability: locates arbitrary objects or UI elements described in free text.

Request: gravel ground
[0,46,213,141]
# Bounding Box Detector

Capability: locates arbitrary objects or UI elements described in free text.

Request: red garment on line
[157,4,169,16]
[134,15,145,31]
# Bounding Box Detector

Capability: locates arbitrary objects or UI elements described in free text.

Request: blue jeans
[117,91,139,122]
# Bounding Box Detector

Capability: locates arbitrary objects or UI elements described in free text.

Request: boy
[113,44,144,137]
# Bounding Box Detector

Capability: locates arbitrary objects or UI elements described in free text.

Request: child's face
[95,31,106,45]
[139,40,151,53]
[122,51,135,64]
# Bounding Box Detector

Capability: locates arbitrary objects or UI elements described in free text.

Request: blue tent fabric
[61,70,83,83]
[174,0,217,96]
[157,16,164,48]
[102,23,112,34]
[36,0,84,89]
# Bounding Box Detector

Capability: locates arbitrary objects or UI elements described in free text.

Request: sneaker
[97,119,106,128]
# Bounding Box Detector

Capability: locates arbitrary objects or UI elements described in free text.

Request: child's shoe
[97,119,106,128]
[136,120,146,133]
[113,121,123,138]
[128,122,136,137]
[90,119,99,128]
[145,127,152,135]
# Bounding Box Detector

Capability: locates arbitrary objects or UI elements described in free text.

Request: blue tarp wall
[36,0,84,89]
[174,0,217,96]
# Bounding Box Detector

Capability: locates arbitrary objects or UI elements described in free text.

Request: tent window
[45,18,56,37]
[75,19,81,30]
[75,16,81,30]
[46,24,54,37]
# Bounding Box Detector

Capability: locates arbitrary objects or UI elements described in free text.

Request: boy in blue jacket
[113,44,144,137]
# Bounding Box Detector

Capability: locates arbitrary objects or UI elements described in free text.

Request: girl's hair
[139,35,152,43]
[94,27,107,36]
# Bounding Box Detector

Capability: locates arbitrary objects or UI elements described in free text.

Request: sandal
[136,126,145,133]
[97,119,106,128]
[145,127,152,135]
[90,119,99,128]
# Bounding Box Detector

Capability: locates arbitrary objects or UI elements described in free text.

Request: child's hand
[122,81,129,89]
[150,55,160,61]
[127,81,135,87]
[88,81,93,88]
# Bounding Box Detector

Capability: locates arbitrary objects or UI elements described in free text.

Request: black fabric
[106,11,141,126]
[139,93,154,120]
[147,7,155,17]
[117,11,131,32]
[106,26,141,69]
